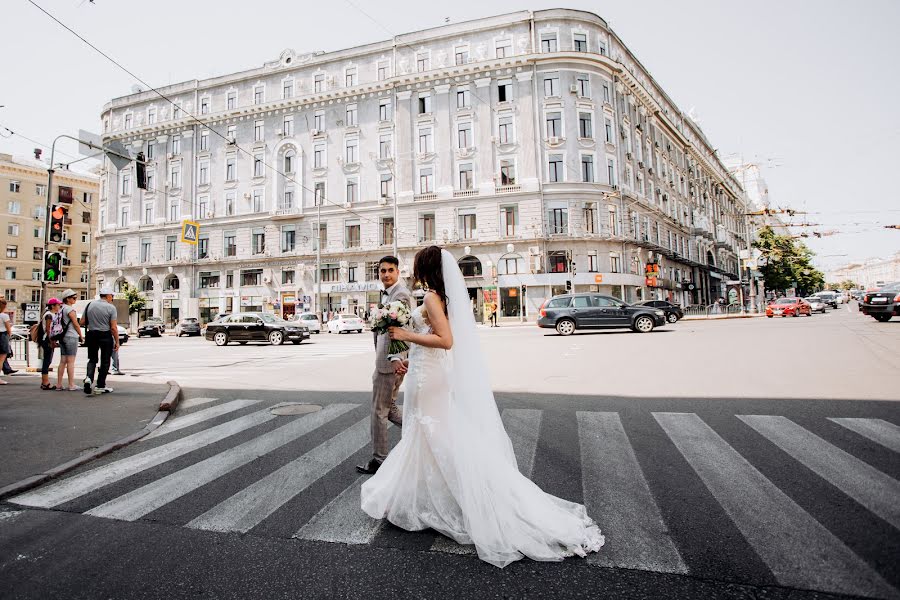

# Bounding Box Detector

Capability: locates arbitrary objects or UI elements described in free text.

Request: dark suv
[860,282,900,322]
[635,300,684,324]
[205,312,310,346]
[537,294,667,335]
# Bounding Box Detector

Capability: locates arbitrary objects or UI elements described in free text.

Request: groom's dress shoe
[356,459,381,474]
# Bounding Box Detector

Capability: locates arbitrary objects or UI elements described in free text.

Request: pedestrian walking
[0,298,11,385]
[81,288,120,395]
[55,289,84,391]
[39,298,63,390]
[489,301,499,327]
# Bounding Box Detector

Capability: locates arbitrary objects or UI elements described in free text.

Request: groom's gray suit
[371,281,415,463]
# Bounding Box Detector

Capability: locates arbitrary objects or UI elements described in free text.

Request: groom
[357,256,415,474]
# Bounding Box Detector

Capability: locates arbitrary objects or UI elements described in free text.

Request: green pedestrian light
[43,251,62,283]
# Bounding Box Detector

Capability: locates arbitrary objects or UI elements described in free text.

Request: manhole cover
[270,403,322,416]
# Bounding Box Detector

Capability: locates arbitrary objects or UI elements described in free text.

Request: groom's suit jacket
[374,283,415,375]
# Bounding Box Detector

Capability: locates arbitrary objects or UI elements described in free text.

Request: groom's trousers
[372,370,404,463]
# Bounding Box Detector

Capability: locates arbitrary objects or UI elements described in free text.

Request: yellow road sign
[181,220,200,244]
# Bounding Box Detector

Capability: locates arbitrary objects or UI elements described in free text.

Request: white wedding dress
[361,250,604,568]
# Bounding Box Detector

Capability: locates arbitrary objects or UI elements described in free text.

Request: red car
[766,297,812,318]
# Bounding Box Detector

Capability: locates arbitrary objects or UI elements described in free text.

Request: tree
[120,281,146,315]
[753,226,825,296]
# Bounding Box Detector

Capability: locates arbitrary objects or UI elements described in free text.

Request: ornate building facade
[96,9,748,325]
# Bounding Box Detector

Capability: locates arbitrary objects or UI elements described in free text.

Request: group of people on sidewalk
[0,287,122,393]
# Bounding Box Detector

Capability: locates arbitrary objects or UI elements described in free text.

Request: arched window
[164,274,180,291]
[284,149,296,174]
[114,277,128,293]
[139,276,154,292]
[457,255,483,278]
[706,250,716,267]
[497,253,525,275]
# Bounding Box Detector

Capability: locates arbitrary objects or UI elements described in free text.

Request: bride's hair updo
[413,245,448,313]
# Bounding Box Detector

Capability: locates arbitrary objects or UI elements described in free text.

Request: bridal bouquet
[371,301,412,355]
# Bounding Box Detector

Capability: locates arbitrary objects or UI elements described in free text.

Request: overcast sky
[2,0,897,271]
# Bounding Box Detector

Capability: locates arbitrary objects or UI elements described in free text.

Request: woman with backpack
[56,289,84,391]
[0,298,11,385]
[39,298,63,390]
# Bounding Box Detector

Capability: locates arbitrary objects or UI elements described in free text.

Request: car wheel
[269,331,284,345]
[874,314,892,322]
[767,315,773,318]
[555,319,576,336]
[633,315,655,333]
[214,332,229,346]
[666,312,678,324]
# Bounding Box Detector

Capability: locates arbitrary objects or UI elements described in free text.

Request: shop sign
[645,276,658,287]
[283,295,296,304]
[645,263,661,278]
[240,296,252,307]
[163,299,172,308]
[508,288,518,297]
[594,274,603,283]
[329,282,380,293]
[162,291,179,300]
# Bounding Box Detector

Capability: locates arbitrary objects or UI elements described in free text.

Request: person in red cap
[40,297,63,390]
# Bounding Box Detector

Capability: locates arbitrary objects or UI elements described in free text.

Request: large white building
[827,253,900,290]
[95,9,748,325]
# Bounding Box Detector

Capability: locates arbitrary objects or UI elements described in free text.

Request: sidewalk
[0,374,171,491]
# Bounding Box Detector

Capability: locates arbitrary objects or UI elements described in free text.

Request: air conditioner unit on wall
[548,136,559,145]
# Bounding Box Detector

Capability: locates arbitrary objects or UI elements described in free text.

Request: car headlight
[654,310,665,316]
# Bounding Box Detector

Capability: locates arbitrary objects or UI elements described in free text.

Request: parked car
[175,317,201,337]
[327,314,365,334]
[859,282,900,322]
[205,312,309,346]
[813,291,839,309]
[803,297,827,314]
[635,300,683,324]
[11,324,29,337]
[138,317,165,337]
[766,297,812,318]
[82,324,128,347]
[537,294,667,335]
[297,312,322,334]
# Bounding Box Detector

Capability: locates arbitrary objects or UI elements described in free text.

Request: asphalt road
[1,305,898,599]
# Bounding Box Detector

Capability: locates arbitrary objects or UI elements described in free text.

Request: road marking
[294,476,383,544]
[580,412,687,574]
[144,399,260,440]
[9,409,278,509]
[85,404,357,522]
[829,418,900,454]
[188,417,370,533]
[178,397,219,410]
[429,409,543,555]
[655,412,896,599]
[740,415,900,530]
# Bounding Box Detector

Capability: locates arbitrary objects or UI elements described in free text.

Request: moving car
[766,297,812,318]
[175,317,201,337]
[803,297,827,314]
[859,282,900,322]
[327,314,365,334]
[11,324,29,337]
[138,317,165,337]
[813,291,839,309]
[537,293,667,335]
[81,324,128,346]
[205,312,309,346]
[297,312,322,334]
[634,300,683,324]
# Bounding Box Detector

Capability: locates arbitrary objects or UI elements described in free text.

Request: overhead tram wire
[24,0,421,240]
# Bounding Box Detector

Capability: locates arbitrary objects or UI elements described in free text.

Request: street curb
[0,380,183,501]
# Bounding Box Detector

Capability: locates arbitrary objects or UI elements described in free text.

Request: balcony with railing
[453,189,479,198]
[414,192,437,201]
[495,184,522,194]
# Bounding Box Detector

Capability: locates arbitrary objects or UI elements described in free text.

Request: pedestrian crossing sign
[181,220,200,244]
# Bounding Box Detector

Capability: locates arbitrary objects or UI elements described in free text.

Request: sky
[1,0,898,273]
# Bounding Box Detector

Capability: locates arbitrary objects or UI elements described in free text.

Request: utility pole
[316,198,322,322]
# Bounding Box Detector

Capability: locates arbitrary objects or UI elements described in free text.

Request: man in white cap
[80,287,119,395]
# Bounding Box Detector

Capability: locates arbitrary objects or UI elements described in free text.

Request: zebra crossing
[7,398,899,599]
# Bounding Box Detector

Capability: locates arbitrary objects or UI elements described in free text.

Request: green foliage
[120,282,146,315]
[753,226,826,296]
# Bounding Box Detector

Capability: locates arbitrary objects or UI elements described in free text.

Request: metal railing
[682,303,746,318]
[8,335,32,368]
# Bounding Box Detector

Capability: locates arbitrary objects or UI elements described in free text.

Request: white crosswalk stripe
[143,399,261,440]
[177,397,220,410]
[655,412,896,600]
[9,404,898,599]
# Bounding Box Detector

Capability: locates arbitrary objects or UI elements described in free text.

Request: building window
[224,231,236,257]
[500,205,518,237]
[283,115,294,137]
[602,82,611,103]
[418,94,432,114]
[320,263,339,283]
[254,120,264,142]
[281,225,296,252]
[548,251,567,273]
[166,235,176,261]
[419,213,435,242]
[381,217,394,246]
[282,79,294,99]
[540,33,558,53]
[316,222,327,250]
[457,122,472,148]
[548,208,568,234]
[346,178,358,204]
[588,252,598,272]
[455,46,469,65]
[199,161,209,185]
[242,269,262,286]
[459,163,474,190]
[4,267,15,280]
[252,228,265,254]
[200,97,209,114]
[419,167,433,193]
[197,236,208,259]
[498,115,514,143]
[314,182,326,206]
[170,164,181,189]
[346,104,357,126]
[418,128,433,153]
[7,223,18,236]
[6,245,18,259]
[573,33,588,52]
[313,144,325,168]
[379,134,392,159]
[225,192,236,216]
[345,139,359,163]
[121,172,132,196]
[377,61,390,81]
[543,75,559,97]
[581,155,595,182]
[119,206,129,227]
[605,119,613,143]
[379,99,392,121]
[496,39,512,58]
[199,129,209,152]
[417,52,429,72]
[610,253,621,273]
[579,112,593,138]
[254,86,264,105]
[281,188,294,210]
[458,211,477,239]
[608,206,619,235]
[148,106,157,123]
[314,73,324,93]
[345,66,357,87]
[380,174,392,198]
[345,220,361,248]
[36,183,47,196]
[546,112,562,137]
[115,240,126,265]
[577,74,590,98]
[284,150,295,173]
[500,159,516,185]
[124,114,133,129]
[172,134,181,155]
[227,91,237,109]
[253,189,264,213]
[281,269,295,285]
[548,154,563,182]
[457,88,470,109]
[198,271,219,289]
[253,153,264,177]
[584,202,597,234]
[608,159,616,186]
[226,156,236,181]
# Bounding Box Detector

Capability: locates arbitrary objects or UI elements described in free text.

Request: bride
[360,246,604,568]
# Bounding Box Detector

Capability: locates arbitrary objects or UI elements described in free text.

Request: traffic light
[521,284,527,295]
[565,280,573,292]
[43,251,62,283]
[136,151,147,190]
[49,205,66,243]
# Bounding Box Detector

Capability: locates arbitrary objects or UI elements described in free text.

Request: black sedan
[859,282,900,322]
[138,318,165,337]
[537,293,667,335]
[205,312,310,346]
[635,300,684,324]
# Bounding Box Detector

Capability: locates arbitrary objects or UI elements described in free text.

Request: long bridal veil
[439,249,604,567]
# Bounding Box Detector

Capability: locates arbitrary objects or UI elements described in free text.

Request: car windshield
[546,297,572,308]
[878,283,900,292]
[775,298,796,304]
